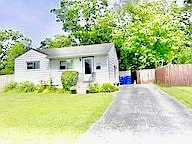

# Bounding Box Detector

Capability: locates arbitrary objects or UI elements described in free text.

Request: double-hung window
[27,61,40,70]
[60,60,73,70]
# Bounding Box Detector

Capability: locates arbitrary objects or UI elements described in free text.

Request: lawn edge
[76,92,117,139]
[154,84,192,113]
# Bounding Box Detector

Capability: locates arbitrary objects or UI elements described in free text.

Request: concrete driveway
[76,84,192,144]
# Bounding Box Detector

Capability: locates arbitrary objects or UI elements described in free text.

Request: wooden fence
[0,75,14,90]
[155,64,192,86]
[137,69,155,84]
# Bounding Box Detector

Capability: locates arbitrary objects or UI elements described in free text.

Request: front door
[83,57,94,81]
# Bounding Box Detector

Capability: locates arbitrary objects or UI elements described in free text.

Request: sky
[0,0,183,48]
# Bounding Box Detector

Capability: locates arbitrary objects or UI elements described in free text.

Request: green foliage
[4,81,36,93]
[88,83,119,93]
[116,1,187,70]
[101,83,119,93]
[74,12,115,45]
[177,47,192,64]
[51,0,191,70]
[4,80,65,93]
[51,0,108,44]
[1,43,27,75]
[36,82,46,93]
[39,35,72,49]
[61,71,79,91]
[47,78,57,92]
[0,29,31,75]
[35,80,57,93]
[17,81,36,93]
[4,82,18,92]
[88,83,101,93]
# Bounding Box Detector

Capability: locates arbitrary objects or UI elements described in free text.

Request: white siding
[49,58,82,87]
[14,45,119,87]
[108,45,119,83]
[94,55,109,83]
[15,50,50,85]
[50,56,110,85]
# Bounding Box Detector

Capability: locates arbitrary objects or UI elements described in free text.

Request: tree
[39,35,72,49]
[0,29,31,75]
[2,43,27,74]
[74,12,116,45]
[51,0,108,44]
[114,1,187,70]
[51,0,190,71]
[177,0,192,64]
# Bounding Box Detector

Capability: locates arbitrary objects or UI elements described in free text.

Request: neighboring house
[15,43,119,87]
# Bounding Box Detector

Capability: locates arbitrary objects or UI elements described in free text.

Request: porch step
[76,83,89,94]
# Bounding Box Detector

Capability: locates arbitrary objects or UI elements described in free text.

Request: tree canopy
[34,0,187,71]
[51,0,108,44]
[39,35,72,49]
[0,29,31,75]
[116,1,187,70]
[50,0,191,71]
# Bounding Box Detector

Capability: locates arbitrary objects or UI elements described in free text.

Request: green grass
[0,92,113,143]
[158,86,192,109]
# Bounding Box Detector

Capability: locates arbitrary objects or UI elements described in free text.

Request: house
[15,43,119,88]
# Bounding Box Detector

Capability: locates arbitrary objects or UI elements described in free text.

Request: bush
[17,81,36,93]
[101,83,119,93]
[4,82,18,92]
[88,83,101,93]
[4,80,59,93]
[88,83,119,93]
[61,71,78,91]
[36,83,46,93]
[47,78,57,92]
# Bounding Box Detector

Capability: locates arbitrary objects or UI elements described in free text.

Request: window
[27,61,40,70]
[60,60,73,70]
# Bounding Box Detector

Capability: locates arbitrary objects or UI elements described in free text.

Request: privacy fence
[0,74,14,90]
[155,64,192,86]
[137,69,155,84]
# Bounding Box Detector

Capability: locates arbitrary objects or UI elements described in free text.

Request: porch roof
[40,43,114,59]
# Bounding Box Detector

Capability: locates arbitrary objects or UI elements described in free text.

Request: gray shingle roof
[40,43,114,59]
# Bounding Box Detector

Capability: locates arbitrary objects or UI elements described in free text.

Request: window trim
[26,61,40,70]
[60,59,73,70]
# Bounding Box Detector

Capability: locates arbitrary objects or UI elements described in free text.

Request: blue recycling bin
[119,76,132,85]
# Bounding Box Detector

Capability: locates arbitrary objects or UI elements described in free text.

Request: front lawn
[158,86,192,109]
[0,92,113,143]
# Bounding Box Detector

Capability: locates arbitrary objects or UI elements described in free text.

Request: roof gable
[15,49,47,60]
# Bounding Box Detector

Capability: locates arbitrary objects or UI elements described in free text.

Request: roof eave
[46,52,108,59]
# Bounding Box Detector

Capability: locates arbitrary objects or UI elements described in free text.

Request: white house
[15,43,119,87]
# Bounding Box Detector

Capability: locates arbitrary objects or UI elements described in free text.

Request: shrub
[36,83,46,93]
[88,83,101,93]
[61,71,78,91]
[4,80,59,93]
[56,88,65,93]
[101,83,119,93]
[4,82,18,92]
[47,78,57,92]
[17,81,36,93]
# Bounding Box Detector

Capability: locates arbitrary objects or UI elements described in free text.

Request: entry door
[83,57,93,81]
